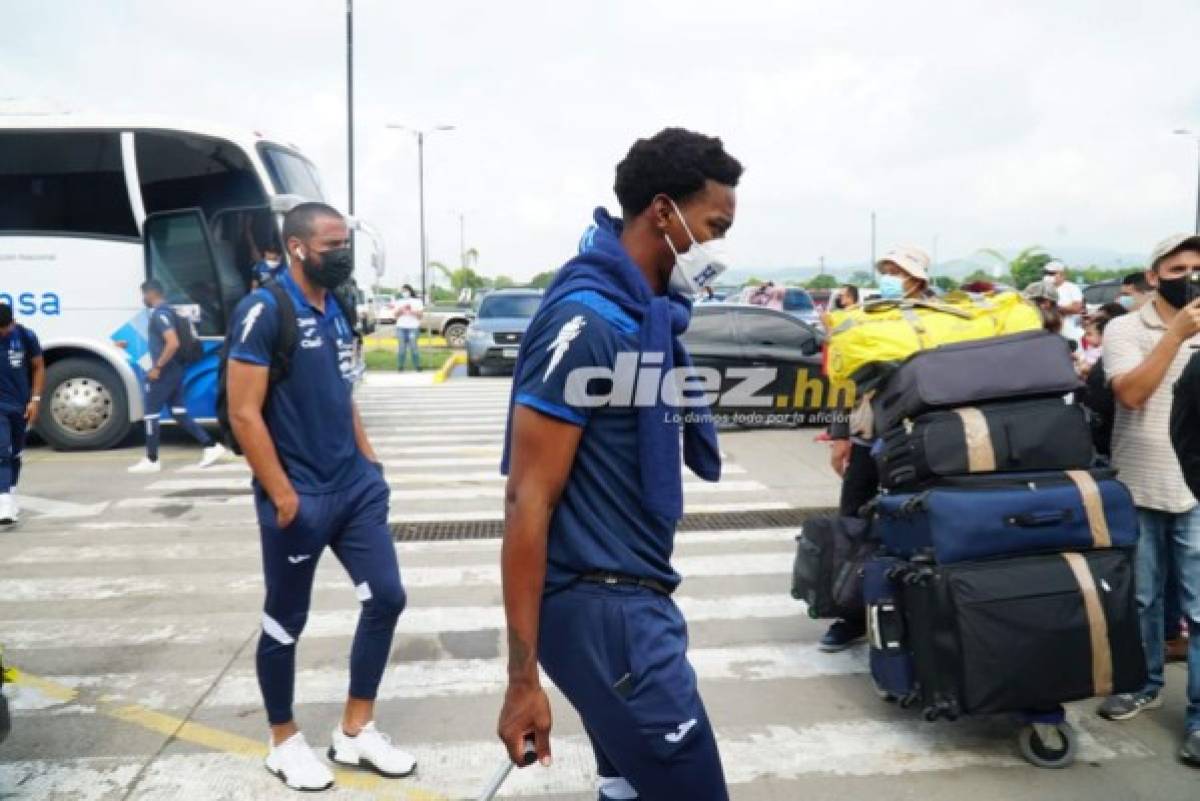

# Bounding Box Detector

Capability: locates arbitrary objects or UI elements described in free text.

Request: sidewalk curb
[434,352,467,384]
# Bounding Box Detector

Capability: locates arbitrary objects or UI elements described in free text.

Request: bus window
[258,144,324,200]
[136,132,266,221]
[0,131,138,238]
[144,209,226,336]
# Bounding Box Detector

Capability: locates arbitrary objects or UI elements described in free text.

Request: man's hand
[24,399,39,425]
[147,366,161,382]
[1167,297,1200,344]
[498,680,552,767]
[272,486,300,529]
[829,439,851,478]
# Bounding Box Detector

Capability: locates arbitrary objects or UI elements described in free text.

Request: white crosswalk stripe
[0,376,1161,800]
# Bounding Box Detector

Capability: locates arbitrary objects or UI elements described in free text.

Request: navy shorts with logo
[538,582,729,801]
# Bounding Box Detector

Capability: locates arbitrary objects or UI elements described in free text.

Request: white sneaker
[329,721,417,778]
[265,732,334,792]
[127,458,162,475]
[9,491,18,520]
[198,443,227,468]
[0,493,14,525]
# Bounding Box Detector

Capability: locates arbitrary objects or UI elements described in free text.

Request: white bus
[0,115,383,450]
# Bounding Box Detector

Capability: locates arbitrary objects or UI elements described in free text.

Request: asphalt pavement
[0,372,1196,800]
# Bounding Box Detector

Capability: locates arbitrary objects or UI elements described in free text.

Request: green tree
[933,275,960,292]
[962,269,994,285]
[806,274,839,290]
[529,270,558,289]
[491,275,516,289]
[430,261,488,294]
[847,270,874,287]
[977,246,1052,289]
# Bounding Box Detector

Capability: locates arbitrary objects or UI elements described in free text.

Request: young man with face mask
[496,128,739,800]
[252,243,286,289]
[226,203,415,791]
[1096,233,1200,766]
[822,246,930,652]
[127,280,225,474]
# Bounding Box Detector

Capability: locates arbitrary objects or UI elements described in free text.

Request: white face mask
[265,259,280,269]
[663,199,729,297]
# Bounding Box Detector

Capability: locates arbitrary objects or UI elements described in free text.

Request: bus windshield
[258,144,325,200]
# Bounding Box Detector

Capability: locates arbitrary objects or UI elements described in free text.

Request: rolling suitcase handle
[476,738,537,801]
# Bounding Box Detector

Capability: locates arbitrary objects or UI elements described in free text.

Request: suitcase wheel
[1018,721,1077,769]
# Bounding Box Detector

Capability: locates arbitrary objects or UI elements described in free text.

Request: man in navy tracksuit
[127,280,225,474]
[226,202,415,792]
[0,303,44,525]
[497,128,742,800]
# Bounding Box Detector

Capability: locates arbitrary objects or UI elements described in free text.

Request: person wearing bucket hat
[874,245,931,300]
[821,245,932,653]
[1023,280,1063,334]
[1097,232,1200,767]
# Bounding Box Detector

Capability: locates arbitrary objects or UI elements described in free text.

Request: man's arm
[351,402,378,463]
[227,360,298,528]
[149,328,181,381]
[497,405,583,766]
[1111,299,1200,410]
[26,355,45,424]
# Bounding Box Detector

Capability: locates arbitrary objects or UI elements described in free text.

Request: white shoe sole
[327,746,417,779]
[265,764,334,792]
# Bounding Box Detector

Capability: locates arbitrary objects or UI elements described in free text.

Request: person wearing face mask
[496,128,740,800]
[127,280,225,474]
[1095,233,1200,767]
[1121,271,1153,311]
[225,203,414,791]
[821,246,931,653]
[251,243,286,289]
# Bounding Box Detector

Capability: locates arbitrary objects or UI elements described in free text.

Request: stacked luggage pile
[796,295,1147,770]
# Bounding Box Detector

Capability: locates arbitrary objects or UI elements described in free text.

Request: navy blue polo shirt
[252,260,285,285]
[228,272,362,493]
[147,304,183,378]
[0,325,41,414]
[512,290,680,594]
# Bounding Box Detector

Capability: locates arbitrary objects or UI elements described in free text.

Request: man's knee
[261,610,308,647]
[357,579,406,619]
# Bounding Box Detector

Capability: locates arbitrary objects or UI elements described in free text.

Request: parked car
[373,294,396,325]
[465,288,543,376]
[354,287,376,335]
[682,304,838,426]
[421,302,476,348]
[1084,279,1122,315]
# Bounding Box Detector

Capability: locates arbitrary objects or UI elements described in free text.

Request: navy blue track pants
[254,465,405,725]
[538,582,729,801]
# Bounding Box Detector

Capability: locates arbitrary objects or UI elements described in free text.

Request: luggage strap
[953,407,996,472]
[1060,552,1114,698]
[1066,470,1111,548]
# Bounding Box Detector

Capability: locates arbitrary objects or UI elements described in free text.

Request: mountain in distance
[726,245,1146,285]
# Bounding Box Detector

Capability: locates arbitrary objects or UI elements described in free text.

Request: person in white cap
[1096,232,1200,767]
[822,245,931,653]
[1043,260,1084,341]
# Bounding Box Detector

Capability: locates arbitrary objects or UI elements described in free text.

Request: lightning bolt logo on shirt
[543,315,587,381]
[240,302,265,344]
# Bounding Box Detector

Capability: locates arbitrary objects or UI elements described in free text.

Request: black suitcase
[791,516,873,620]
[876,398,1095,489]
[897,549,1145,720]
[872,331,1082,434]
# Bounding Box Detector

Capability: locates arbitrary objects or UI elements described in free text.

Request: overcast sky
[5,0,1200,286]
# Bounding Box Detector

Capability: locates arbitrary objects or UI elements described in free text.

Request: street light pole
[346,0,354,216]
[1173,129,1200,234]
[386,124,456,301]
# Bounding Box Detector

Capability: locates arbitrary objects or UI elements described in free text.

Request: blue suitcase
[873,469,1137,563]
[864,556,917,705]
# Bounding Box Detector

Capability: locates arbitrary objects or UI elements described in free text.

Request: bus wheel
[40,358,130,451]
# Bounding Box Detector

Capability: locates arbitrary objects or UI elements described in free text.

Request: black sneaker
[1181,730,1200,767]
[1097,691,1163,721]
[820,618,866,653]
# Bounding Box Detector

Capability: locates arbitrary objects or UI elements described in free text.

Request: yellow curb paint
[12,668,449,801]
[433,352,467,384]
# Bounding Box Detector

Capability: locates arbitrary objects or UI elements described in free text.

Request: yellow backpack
[825,292,1043,385]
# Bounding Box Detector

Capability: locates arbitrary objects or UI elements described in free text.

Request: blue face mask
[1118,294,1135,310]
[879,274,905,300]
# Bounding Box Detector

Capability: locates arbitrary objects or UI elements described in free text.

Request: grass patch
[364,346,454,372]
